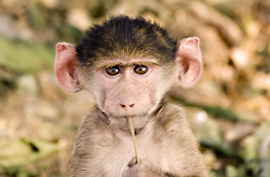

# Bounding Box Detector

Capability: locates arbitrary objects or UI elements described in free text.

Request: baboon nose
[120,103,135,108]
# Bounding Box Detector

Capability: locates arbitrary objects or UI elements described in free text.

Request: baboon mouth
[107,111,149,119]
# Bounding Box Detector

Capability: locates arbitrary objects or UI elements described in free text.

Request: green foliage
[0,138,60,168]
[0,35,54,73]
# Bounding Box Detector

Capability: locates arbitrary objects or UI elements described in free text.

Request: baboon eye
[134,65,148,75]
[106,66,120,76]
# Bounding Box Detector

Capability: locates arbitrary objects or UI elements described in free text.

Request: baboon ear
[175,37,203,88]
[55,42,82,93]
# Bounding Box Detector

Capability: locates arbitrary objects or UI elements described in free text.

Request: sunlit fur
[70,103,208,177]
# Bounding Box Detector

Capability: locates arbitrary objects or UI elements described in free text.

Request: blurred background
[0,0,269,176]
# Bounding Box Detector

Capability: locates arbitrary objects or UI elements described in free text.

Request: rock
[39,0,59,8]
[0,13,19,39]
[16,75,39,96]
[224,123,256,142]
[67,7,92,30]
[230,48,250,70]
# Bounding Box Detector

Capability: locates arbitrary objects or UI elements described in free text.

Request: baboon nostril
[129,104,134,107]
[120,104,126,108]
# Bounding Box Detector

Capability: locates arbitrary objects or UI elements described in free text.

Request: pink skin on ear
[175,37,202,88]
[55,42,82,93]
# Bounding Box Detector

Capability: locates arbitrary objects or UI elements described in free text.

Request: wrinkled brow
[94,59,160,69]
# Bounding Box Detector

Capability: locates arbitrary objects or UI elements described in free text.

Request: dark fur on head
[76,15,177,67]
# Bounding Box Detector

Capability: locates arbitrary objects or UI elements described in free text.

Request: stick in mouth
[127,116,141,164]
